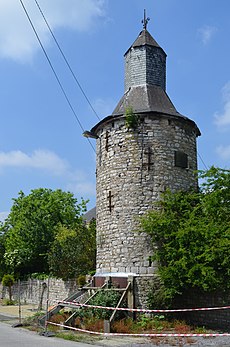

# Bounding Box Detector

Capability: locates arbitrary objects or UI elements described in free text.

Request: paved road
[1,315,230,347]
[0,313,15,321]
[0,322,100,347]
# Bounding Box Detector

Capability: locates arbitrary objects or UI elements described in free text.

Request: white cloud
[214,82,230,128]
[67,180,96,196]
[0,0,106,62]
[198,25,217,45]
[216,145,230,161]
[0,149,69,175]
[0,149,95,198]
[66,167,96,196]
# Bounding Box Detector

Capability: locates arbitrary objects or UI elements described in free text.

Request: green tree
[2,274,15,302]
[0,229,7,280]
[48,218,96,280]
[2,188,87,277]
[140,167,230,301]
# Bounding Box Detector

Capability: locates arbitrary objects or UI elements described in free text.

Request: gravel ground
[97,335,230,347]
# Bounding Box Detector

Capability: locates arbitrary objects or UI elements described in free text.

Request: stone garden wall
[1,276,230,331]
[0,278,79,308]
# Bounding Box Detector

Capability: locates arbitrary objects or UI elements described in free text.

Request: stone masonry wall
[95,113,198,275]
[134,275,158,308]
[0,278,79,308]
[135,277,230,331]
[2,277,230,330]
[173,289,230,331]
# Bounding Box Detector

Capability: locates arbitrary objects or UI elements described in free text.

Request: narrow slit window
[105,131,109,152]
[107,190,114,212]
[98,137,102,166]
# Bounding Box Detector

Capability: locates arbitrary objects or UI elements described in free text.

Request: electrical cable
[34,0,100,122]
[19,0,95,153]
[22,0,207,172]
[198,151,208,170]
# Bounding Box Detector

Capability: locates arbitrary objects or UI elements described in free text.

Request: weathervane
[142,9,150,30]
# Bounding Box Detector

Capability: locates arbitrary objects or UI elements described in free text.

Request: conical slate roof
[125,29,166,55]
[90,27,201,137]
[113,84,178,116]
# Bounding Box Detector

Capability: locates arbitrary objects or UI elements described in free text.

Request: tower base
[93,272,159,309]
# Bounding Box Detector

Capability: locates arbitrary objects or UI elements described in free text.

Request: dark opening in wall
[174,151,188,168]
[107,190,114,212]
[105,131,109,151]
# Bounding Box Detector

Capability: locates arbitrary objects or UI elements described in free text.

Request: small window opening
[174,151,188,168]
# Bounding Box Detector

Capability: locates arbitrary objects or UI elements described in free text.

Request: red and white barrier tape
[47,321,230,337]
[59,300,230,313]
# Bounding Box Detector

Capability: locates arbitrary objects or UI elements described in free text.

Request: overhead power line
[19,0,95,153]
[198,151,208,170]
[34,0,100,122]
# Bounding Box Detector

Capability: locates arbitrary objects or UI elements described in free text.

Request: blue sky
[0,0,230,221]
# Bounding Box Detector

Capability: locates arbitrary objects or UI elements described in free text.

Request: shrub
[77,275,86,287]
[2,298,16,306]
[76,289,124,321]
[88,289,122,320]
[2,274,15,301]
[125,107,138,129]
[147,283,172,310]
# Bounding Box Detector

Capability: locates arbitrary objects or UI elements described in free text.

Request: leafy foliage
[86,289,123,320]
[48,219,96,280]
[77,275,86,287]
[1,188,88,277]
[2,273,15,287]
[147,281,172,310]
[125,106,138,129]
[2,274,15,301]
[140,167,230,300]
[0,230,7,280]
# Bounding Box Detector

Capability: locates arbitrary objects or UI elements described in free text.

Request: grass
[1,298,17,306]
[55,331,102,344]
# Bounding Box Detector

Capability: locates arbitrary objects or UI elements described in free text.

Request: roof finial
[142,9,150,30]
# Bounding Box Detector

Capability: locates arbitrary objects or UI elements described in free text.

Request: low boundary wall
[0,278,79,309]
[1,277,230,330]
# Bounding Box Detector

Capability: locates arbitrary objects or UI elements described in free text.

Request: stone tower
[87,20,200,306]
